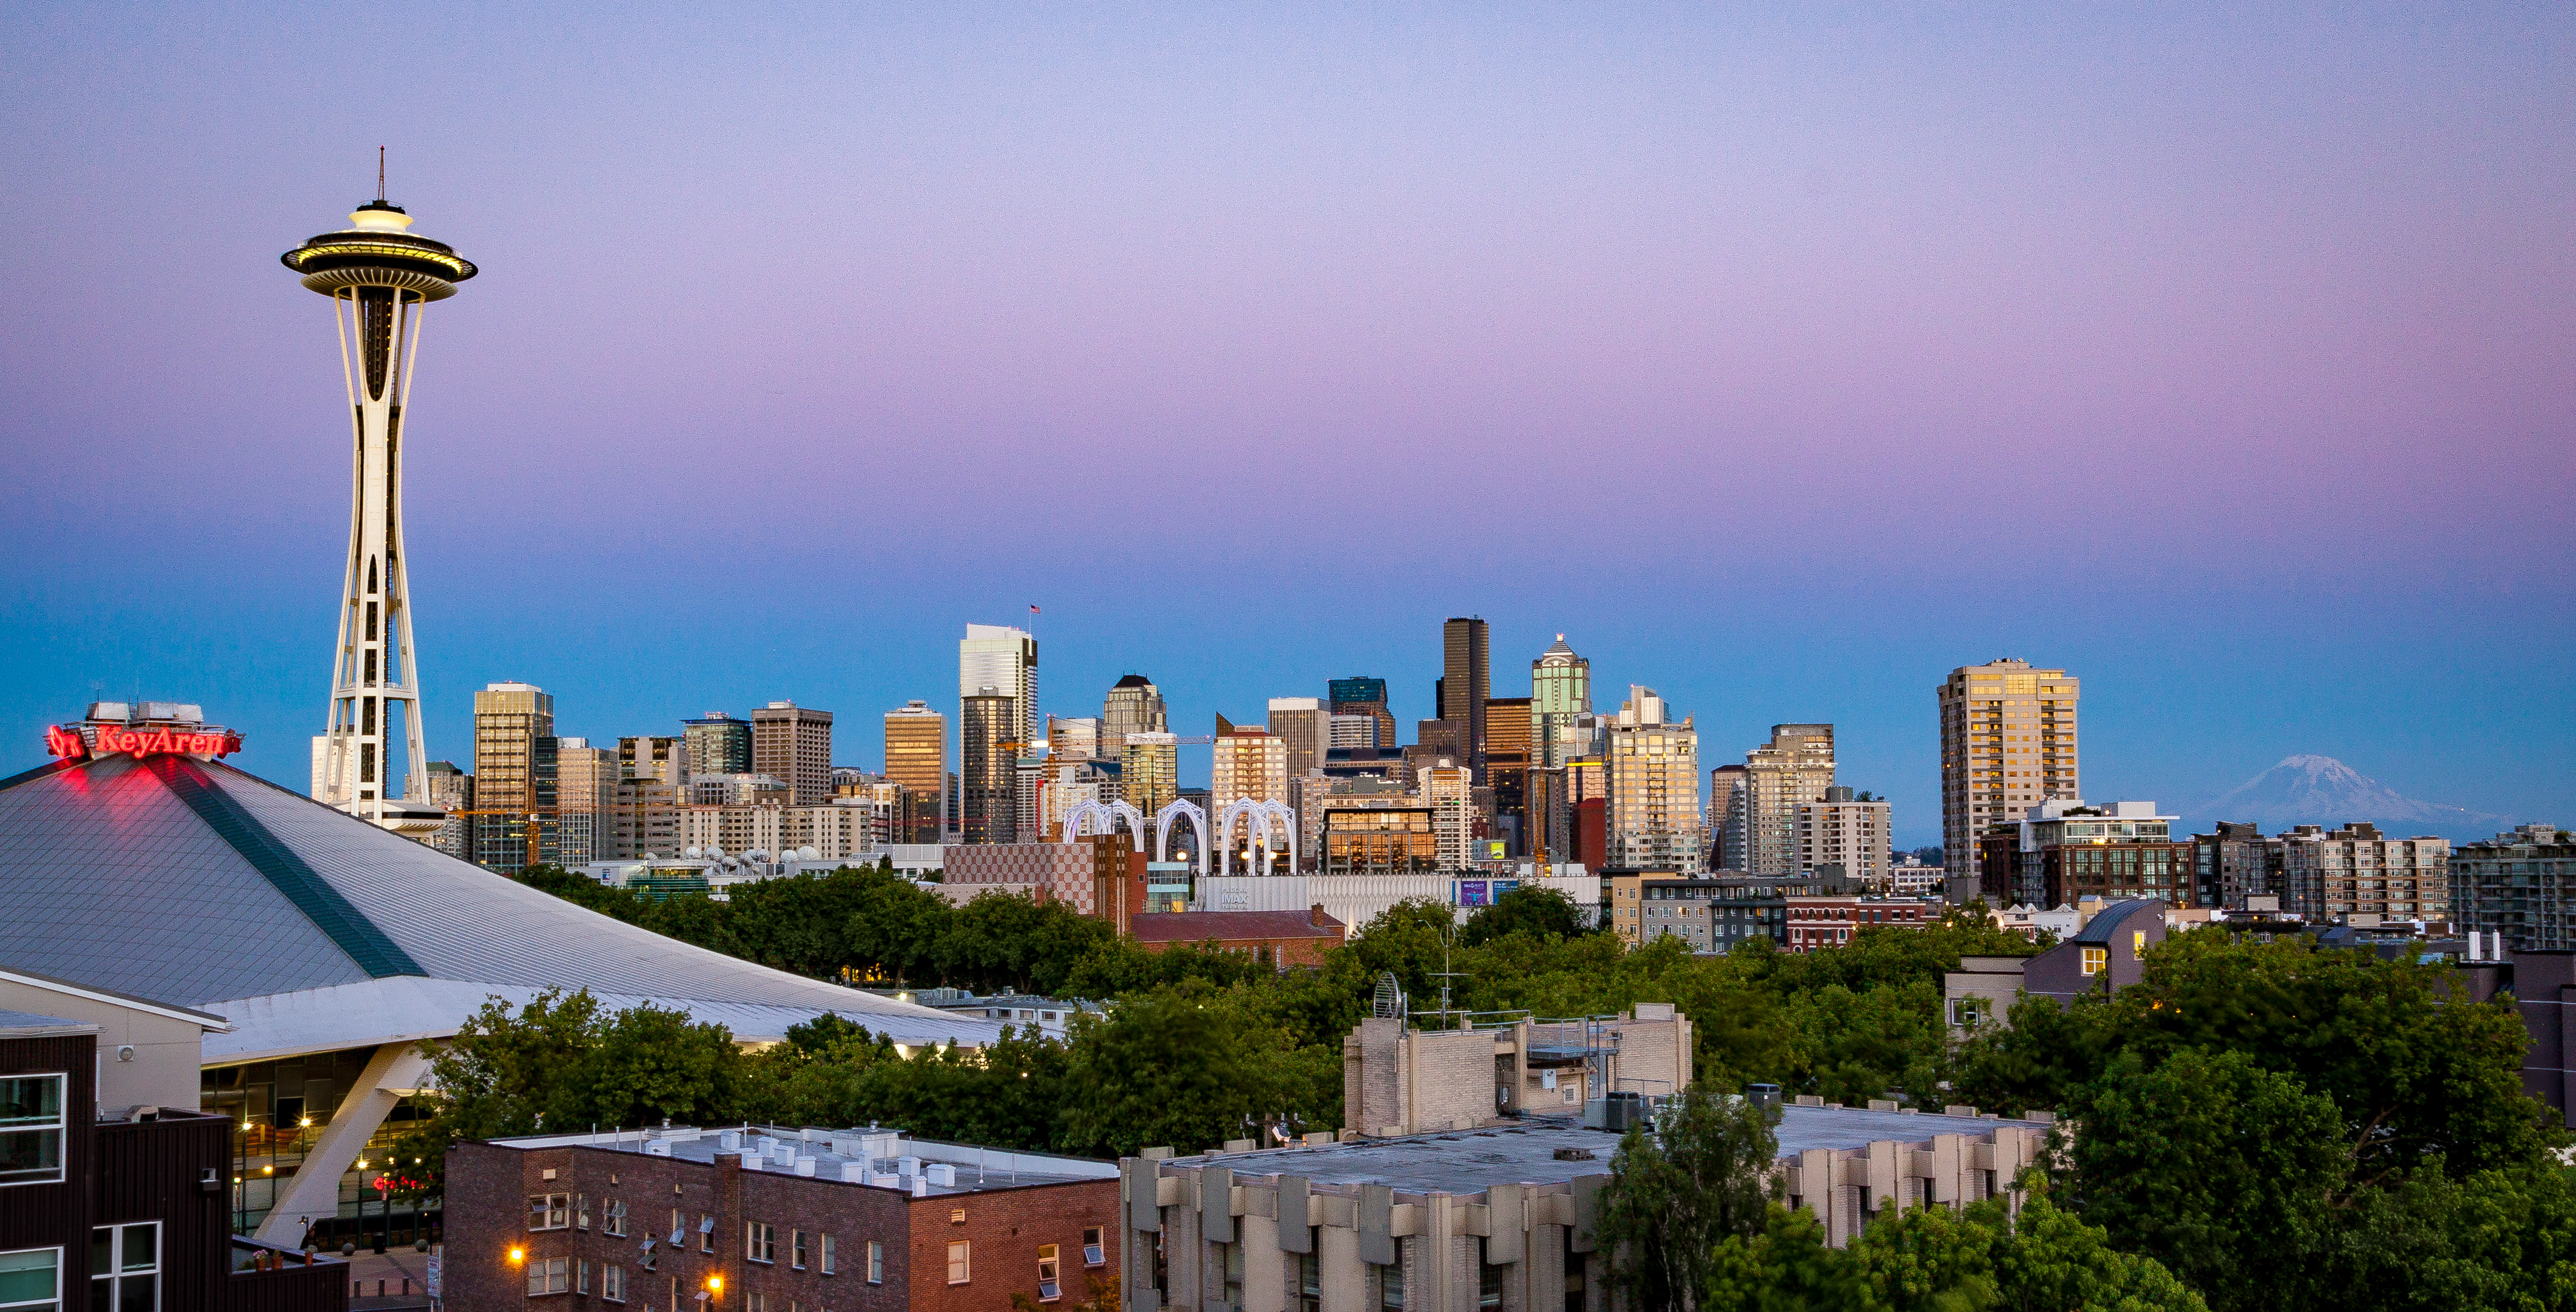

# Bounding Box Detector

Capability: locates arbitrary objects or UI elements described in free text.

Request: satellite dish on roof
[684,846,702,859]
[1371,972,1406,1020]
[798,846,820,861]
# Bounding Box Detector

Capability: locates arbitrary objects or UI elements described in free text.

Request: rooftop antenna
[377,147,386,202]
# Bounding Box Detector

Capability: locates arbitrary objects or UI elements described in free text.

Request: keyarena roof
[0,753,998,1064]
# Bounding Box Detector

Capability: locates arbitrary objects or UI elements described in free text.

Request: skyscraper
[1531,636,1591,768]
[682,712,753,777]
[1484,696,1534,851]
[1744,724,1836,877]
[1121,732,1179,819]
[1102,675,1166,752]
[284,183,477,836]
[884,701,946,844]
[961,689,1018,844]
[1710,764,1750,872]
[555,740,616,869]
[1049,716,1106,761]
[750,701,835,806]
[960,624,1039,749]
[471,681,555,872]
[1442,617,1490,773]
[1328,676,1398,751]
[618,735,687,787]
[1266,698,1326,780]
[1939,660,2081,877]
[1605,686,1702,873]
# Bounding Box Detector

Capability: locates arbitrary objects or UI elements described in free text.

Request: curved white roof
[0,753,997,1062]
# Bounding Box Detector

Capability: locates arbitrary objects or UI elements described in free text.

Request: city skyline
[3,7,2570,842]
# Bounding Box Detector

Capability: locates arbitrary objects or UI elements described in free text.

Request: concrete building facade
[1743,724,1834,878]
[2451,825,2576,951]
[1604,688,1701,874]
[751,701,835,807]
[2280,823,2451,927]
[1793,787,1889,882]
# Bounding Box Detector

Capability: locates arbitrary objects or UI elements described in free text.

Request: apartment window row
[0,1075,65,1187]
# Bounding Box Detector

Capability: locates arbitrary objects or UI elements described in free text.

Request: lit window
[2081,947,2108,976]
[948,1240,971,1285]
[1039,1243,1062,1301]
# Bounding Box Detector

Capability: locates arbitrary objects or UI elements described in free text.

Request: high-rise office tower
[960,624,1039,749]
[1606,686,1702,873]
[618,735,687,787]
[961,689,1018,844]
[1441,618,1490,773]
[1121,732,1179,818]
[1484,696,1534,852]
[285,181,477,836]
[1744,724,1836,877]
[884,701,947,844]
[682,712,752,777]
[750,701,834,806]
[1102,675,1166,753]
[555,740,616,869]
[1531,636,1591,768]
[1419,762,1478,871]
[470,681,556,871]
[423,760,472,859]
[1266,699,1326,780]
[1328,714,1380,749]
[1939,660,2080,877]
[1328,676,1398,751]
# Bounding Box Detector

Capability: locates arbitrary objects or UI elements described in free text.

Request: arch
[1061,798,1149,852]
[1214,798,1298,876]
[1155,798,1209,874]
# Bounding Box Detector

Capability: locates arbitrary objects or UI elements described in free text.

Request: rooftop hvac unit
[719,1131,741,1151]
[795,1159,816,1177]
[840,1163,866,1183]
[644,1140,672,1157]
[924,1163,956,1186]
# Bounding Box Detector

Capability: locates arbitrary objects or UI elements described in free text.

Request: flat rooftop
[1180,1106,2051,1195]
[487,1125,1117,1196]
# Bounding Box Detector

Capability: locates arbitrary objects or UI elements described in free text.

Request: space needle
[280,159,476,836]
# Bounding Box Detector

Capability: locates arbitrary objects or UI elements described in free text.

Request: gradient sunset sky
[4,4,2569,844]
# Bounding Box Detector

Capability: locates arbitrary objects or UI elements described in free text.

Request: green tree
[1057,986,1323,1157]
[1597,1083,1781,1312]
[2054,1048,2345,1310]
[1461,885,1591,946]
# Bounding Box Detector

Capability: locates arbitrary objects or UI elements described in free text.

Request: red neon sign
[49,724,241,760]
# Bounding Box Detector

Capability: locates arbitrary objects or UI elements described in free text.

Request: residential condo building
[1605,686,1702,874]
[751,701,834,806]
[1744,724,1834,877]
[1940,659,2081,878]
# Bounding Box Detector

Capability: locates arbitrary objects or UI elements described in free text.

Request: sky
[3,4,2571,846]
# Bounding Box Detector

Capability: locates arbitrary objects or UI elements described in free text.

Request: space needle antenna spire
[279,163,478,841]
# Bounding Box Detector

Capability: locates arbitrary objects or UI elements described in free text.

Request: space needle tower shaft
[280,164,477,833]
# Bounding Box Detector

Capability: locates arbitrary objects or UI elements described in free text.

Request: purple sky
[4,4,2570,843]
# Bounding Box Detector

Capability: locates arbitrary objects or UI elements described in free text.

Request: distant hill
[2192,755,2509,840]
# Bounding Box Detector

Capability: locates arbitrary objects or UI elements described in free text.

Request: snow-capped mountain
[2191,756,2508,839]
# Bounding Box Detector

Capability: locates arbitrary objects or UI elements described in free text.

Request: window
[91,1224,157,1312]
[700,1215,716,1254]
[2132,930,2147,956]
[1297,1250,1321,1312]
[820,1234,836,1275]
[2080,947,2108,976]
[1379,1258,1406,1312]
[745,1222,775,1264]
[947,1240,971,1285]
[578,1261,592,1295]
[791,1229,807,1270]
[1562,1233,1585,1312]
[603,1264,626,1303]
[1082,1227,1105,1268]
[0,1076,66,1187]
[1220,1243,1244,1311]
[1038,1243,1062,1301]
[529,1194,572,1231]
[527,1256,571,1296]
[577,1195,590,1230]
[669,1210,685,1246]
[866,1241,884,1285]
[0,1248,60,1312]
[604,1198,627,1237]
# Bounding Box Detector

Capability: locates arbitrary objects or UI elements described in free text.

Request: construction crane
[444,808,555,870]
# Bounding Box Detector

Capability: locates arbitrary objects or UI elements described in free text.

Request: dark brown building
[0,1012,345,1312]
[445,1127,1118,1312]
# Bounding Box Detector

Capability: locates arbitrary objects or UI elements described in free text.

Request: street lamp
[705,1274,723,1302]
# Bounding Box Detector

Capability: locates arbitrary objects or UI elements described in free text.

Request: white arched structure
[1155,798,1209,874]
[1214,798,1298,876]
[1060,798,1148,851]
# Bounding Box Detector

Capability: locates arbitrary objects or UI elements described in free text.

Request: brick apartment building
[445,1126,1118,1312]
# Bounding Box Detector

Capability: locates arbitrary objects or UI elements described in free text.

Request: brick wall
[447,1139,1113,1312]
